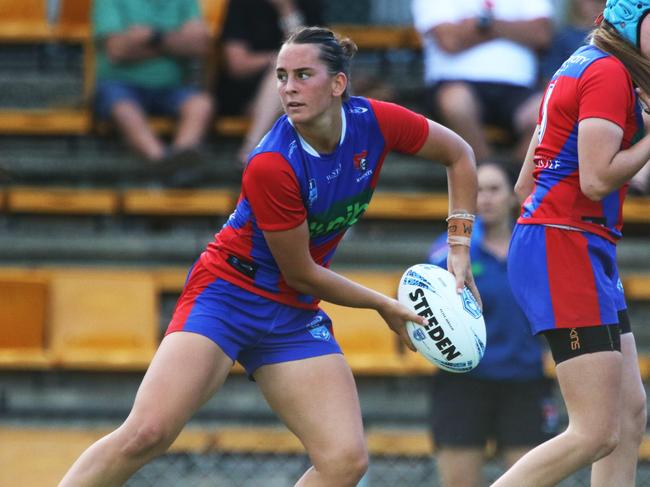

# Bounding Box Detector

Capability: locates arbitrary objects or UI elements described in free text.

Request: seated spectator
[216,0,324,165]
[93,0,214,184]
[411,0,553,164]
[427,162,557,487]
[539,0,604,83]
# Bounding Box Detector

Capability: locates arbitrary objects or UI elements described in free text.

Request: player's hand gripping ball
[398,264,486,372]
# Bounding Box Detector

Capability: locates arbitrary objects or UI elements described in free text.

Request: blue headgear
[603,0,650,47]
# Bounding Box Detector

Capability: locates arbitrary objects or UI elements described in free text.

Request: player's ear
[331,72,347,98]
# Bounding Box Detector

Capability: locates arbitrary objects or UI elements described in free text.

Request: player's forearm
[589,136,650,199]
[286,265,391,312]
[445,142,478,216]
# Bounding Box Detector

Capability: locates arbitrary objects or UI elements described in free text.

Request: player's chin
[286,111,312,125]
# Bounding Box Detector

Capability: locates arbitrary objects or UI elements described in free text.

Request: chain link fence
[124,451,650,487]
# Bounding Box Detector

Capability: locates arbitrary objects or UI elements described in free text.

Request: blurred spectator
[93,0,214,183]
[427,162,556,487]
[411,0,553,164]
[216,0,324,165]
[539,0,605,83]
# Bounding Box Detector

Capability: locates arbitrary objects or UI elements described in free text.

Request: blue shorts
[508,224,626,334]
[95,80,200,120]
[166,260,342,376]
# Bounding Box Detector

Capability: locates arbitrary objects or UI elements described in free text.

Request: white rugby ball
[398,263,486,373]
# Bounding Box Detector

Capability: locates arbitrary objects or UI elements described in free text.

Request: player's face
[476,165,516,226]
[276,43,346,125]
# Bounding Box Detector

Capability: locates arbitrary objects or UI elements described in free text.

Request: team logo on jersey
[353,151,368,172]
[306,315,331,341]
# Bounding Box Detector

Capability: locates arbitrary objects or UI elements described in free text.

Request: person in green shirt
[93,0,213,182]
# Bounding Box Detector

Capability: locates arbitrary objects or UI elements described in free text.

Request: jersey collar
[288,106,346,157]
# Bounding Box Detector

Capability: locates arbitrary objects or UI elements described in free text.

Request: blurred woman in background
[428,162,554,487]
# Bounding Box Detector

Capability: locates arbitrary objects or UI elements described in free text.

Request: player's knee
[578,427,620,462]
[624,390,647,445]
[120,421,174,458]
[314,442,368,485]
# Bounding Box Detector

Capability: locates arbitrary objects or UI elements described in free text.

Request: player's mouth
[286,101,305,109]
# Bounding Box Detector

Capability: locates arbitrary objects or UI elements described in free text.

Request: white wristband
[447,236,471,247]
[446,213,476,222]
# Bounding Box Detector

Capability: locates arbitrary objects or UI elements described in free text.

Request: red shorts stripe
[166,262,218,335]
[545,229,601,327]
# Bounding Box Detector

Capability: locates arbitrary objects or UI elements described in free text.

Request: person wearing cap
[492,1,650,485]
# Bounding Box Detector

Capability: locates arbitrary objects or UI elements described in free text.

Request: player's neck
[294,106,342,154]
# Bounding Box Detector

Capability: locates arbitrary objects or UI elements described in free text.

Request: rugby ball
[398,264,486,373]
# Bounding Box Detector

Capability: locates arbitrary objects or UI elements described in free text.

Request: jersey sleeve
[242,152,306,231]
[577,58,633,130]
[368,99,429,155]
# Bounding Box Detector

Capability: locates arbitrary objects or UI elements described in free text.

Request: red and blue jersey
[200,96,429,309]
[518,44,644,243]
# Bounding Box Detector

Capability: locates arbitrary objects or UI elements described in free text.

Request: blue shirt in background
[428,219,545,381]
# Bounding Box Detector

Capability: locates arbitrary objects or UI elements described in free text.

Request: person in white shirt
[412,0,554,163]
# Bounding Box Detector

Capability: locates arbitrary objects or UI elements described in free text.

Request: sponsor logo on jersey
[308,191,372,237]
[326,163,342,183]
[408,288,461,361]
[534,158,561,170]
[349,106,368,114]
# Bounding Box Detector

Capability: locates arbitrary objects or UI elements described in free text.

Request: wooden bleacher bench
[0,277,50,369]
[4,423,650,487]
[7,186,118,215]
[331,24,421,51]
[0,0,95,136]
[2,266,650,376]
[4,187,650,225]
[47,270,159,370]
[0,0,50,43]
[121,187,238,216]
[0,109,92,135]
[94,115,251,138]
